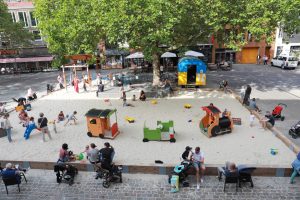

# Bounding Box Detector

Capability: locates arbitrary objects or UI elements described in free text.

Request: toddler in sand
[249,111,255,127]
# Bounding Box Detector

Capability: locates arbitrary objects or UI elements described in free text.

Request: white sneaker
[197,184,200,189]
[200,178,204,183]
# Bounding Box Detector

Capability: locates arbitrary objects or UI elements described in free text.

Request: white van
[271,55,298,69]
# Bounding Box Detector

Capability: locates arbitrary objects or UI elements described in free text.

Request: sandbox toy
[143,120,175,142]
[85,109,119,139]
[199,105,233,137]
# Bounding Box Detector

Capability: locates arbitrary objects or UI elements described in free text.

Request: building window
[30,12,37,27]
[18,12,28,27]
[276,46,283,56]
[10,12,16,22]
[33,30,42,41]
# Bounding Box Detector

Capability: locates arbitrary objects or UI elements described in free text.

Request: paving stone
[0,169,300,200]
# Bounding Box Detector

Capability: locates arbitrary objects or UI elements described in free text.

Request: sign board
[0,49,18,55]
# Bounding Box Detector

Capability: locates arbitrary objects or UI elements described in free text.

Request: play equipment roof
[202,106,221,114]
[85,109,116,118]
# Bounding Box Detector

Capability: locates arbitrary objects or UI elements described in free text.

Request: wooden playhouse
[199,105,233,138]
[85,109,119,139]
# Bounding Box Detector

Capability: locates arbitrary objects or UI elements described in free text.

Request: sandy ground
[0,86,296,167]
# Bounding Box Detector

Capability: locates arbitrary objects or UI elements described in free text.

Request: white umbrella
[161,52,177,58]
[184,50,204,57]
[125,52,144,59]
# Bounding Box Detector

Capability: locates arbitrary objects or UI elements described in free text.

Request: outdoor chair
[2,172,27,195]
[217,165,239,192]
[238,166,256,188]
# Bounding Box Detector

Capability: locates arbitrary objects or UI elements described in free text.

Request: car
[271,55,298,69]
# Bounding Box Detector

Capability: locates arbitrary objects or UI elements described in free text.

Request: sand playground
[0,86,296,167]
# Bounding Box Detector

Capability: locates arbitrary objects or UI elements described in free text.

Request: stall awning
[0,56,53,63]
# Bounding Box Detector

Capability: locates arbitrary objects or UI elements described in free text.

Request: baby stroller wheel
[103,180,110,188]
[168,174,172,184]
[281,116,285,121]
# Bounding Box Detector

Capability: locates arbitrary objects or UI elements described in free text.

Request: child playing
[64,111,78,126]
[250,111,255,127]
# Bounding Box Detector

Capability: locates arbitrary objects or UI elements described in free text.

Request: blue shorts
[193,161,205,170]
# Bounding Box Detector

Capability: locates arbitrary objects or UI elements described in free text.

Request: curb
[0,160,293,177]
[230,89,300,155]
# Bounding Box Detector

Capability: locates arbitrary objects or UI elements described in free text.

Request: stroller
[54,163,78,185]
[101,164,123,188]
[168,161,193,186]
[272,103,287,121]
[289,121,300,139]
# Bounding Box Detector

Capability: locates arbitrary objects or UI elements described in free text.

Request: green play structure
[143,120,176,143]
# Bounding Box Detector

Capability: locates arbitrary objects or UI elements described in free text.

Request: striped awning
[0,56,53,64]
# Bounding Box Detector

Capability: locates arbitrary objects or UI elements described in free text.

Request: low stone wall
[230,89,300,155]
[0,160,293,177]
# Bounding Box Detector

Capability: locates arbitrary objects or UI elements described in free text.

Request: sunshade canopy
[126,52,144,59]
[184,50,204,57]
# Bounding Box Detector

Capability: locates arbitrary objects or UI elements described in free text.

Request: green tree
[33,0,105,59]
[34,0,300,83]
[0,0,32,48]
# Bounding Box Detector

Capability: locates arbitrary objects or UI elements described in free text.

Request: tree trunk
[152,53,160,85]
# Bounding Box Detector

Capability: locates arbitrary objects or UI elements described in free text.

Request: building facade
[212,32,274,64]
[0,0,53,74]
[274,27,300,58]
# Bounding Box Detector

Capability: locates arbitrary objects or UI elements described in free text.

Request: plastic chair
[238,165,256,187]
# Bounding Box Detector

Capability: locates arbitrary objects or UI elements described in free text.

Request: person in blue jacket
[290,152,300,184]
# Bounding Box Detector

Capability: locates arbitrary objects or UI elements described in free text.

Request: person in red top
[73,76,79,93]
[57,143,74,163]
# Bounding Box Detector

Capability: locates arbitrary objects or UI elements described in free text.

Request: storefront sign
[0,50,18,55]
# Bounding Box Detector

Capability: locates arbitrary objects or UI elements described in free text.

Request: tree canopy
[33,0,300,83]
[0,0,32,48]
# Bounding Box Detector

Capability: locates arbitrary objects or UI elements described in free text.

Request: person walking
[57,74,64,89]
[256,55,261,65]
[263,55,268,65]
[2,114,13,143]
[38,112,52,142]
[122,91,127,107]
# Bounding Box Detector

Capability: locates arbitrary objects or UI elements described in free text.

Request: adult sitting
[99,142,115,175]
[27,88,37,101]
[260,111,275,130]
[188,146,205,189]
[290,152,300,184]
[139,90,146,101]
[1,163,22,184]
[222,108,230,117]
[181,146,192,161]
[217,161,238,180]
[248,98,261,112]
[57,143,75,163]
[87,143,100,166]
[57,111,65,122]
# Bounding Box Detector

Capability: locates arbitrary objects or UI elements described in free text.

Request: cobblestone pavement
[0,169,299,200]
